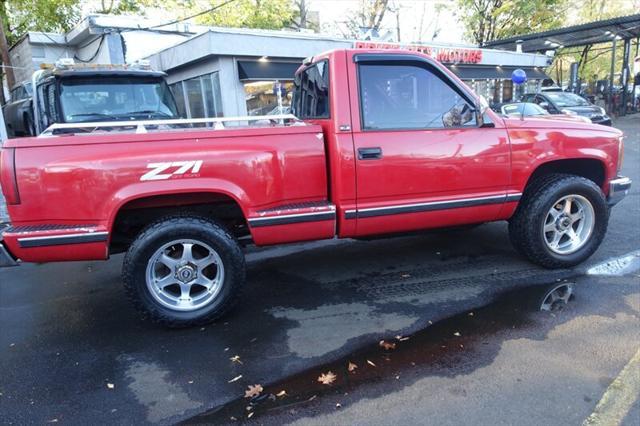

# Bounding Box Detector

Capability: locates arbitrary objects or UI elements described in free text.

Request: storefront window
[169,72,223,119]
[244,80,294,116]
[169,82,187,117]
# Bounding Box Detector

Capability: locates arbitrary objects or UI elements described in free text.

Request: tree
[1,0,80,44]
[344,0,392,39]
[455,0,568,45]
[91,0,146,15]
[291,0,318,31]
[194,0,294,30]
[0,0,79,92]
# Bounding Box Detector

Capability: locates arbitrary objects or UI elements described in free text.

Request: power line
[140,0,238,31]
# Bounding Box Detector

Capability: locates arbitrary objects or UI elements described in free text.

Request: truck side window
[292,60,329,119]
[358,64,475,130]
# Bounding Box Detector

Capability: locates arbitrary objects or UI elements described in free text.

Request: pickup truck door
[346,54,513,236]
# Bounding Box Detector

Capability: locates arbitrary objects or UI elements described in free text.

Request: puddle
[119,355,203,423]
[270,303,419,358]
[587,250,640,277]
[182,280,576,425]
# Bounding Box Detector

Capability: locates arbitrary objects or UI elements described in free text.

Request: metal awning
[450,65,549,80]
[484,14,640,52]
[237,60,301,81]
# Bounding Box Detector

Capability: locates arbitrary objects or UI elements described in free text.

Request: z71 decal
[140,161,203,181]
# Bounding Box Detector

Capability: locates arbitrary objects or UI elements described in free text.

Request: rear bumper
[0,223,109,267]
[608,176,632,206]
[0,224,19,267]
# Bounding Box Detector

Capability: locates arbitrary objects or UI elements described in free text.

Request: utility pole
[608,37,617,115]
[0,11,15,93]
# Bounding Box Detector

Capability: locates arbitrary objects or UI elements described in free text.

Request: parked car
[2,82,34,137]
[0,48,630,327]
[521,92,611,125]
[497,102,591,123]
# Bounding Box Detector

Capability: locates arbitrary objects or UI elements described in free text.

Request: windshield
[545,92,589,107]
[59,77,179,123]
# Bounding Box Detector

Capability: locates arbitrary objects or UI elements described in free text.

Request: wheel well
[526,159,605,191]
[110,192,249,254]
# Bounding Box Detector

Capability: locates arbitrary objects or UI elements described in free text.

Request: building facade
[7,14,551,119]
[146,28,551,119]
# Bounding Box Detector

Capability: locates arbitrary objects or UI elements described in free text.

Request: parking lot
[1,115,638,425]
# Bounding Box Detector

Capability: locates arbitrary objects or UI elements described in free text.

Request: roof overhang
[484,14,640,52]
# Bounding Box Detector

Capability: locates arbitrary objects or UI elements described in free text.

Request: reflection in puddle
[184,281,575,425]
[270,303,419,358]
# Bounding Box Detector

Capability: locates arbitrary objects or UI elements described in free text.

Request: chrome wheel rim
[145,239,224,312]
[540,283,573,311]
[543,195,595,255]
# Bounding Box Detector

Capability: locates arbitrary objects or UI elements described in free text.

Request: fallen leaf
[249,337,257,343]
[46,419,58,423]
[318,371,337,385]
[395,335,410,341]
[276,390,287,397]
[428,320,433,325]
[347,362,358,372]
[228,375,243,383]
[247,412,254,419]
[367,360,376,367]
[230,355,243,364]
[401,273,411,278]
[224,347,230,352]
[106,383,115,389]
[468,312,474,316]
[379,340,396,350]
[244,384,263,398]
[230,416,237,421]
[188,380,194,384]
[454,332,461,337]
[336,402,342,408]
[307,395,317,402]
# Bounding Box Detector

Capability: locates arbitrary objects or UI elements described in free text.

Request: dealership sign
[354,41,483,64]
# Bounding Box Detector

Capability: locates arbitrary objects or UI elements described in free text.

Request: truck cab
[31,60,180,134]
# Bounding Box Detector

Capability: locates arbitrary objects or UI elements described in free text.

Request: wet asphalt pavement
[1,115,639,425]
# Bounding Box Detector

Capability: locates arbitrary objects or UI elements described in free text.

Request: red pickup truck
[0,49,631,327]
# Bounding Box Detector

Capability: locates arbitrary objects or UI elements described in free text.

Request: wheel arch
[108,187,251,254]
[524,158,607,193]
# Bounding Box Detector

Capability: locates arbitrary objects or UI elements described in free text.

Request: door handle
[358,147,383,160]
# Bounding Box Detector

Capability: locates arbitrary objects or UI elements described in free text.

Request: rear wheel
[123,216,245,327]
[509,174,609,268]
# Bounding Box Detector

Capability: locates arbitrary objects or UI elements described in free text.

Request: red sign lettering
[354,41,483,64]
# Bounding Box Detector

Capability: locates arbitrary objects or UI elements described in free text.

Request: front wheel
[509,175,609,268]
[122,216,245,327]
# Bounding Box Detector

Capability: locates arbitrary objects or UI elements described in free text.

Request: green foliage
[455,0,568,45]
[194,0,295,30]
[2,0,80,44]
[92,0,146,15]
[548,0,640,85]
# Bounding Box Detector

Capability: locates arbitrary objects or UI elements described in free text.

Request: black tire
[508,174,609,268]
[122,216,245,327]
